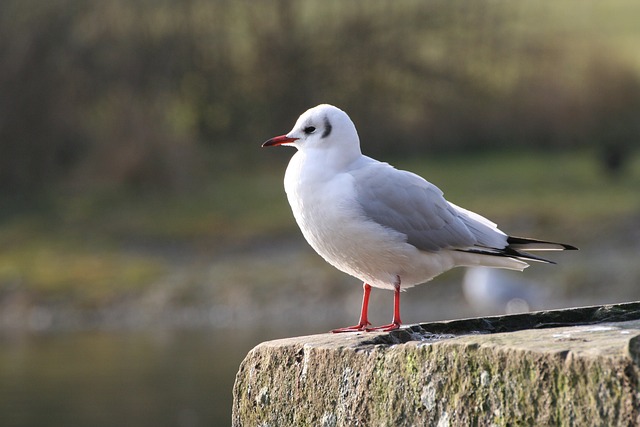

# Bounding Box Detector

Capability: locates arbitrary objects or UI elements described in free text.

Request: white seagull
[263,104,576,332]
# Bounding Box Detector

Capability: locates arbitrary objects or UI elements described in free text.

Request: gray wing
[350,160,506,252]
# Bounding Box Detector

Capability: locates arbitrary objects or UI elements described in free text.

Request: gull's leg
[331,283,372,333]
[369,276,402,331]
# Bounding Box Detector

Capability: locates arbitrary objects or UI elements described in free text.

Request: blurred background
[0,0,639,425]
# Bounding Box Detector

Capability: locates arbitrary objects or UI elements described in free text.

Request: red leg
[369,277,402,331]
[331,283,372,333]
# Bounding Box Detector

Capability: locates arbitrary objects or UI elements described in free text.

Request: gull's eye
[304,126,316,134]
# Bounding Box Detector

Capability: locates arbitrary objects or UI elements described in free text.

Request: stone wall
[233,302,640,426]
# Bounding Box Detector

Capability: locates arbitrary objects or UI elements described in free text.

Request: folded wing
[351,160,576,263]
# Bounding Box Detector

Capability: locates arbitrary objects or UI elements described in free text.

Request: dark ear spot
[321,117,332,138]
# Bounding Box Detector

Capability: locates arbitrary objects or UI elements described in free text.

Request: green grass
[0,149,637,303]
[0,223,166,304]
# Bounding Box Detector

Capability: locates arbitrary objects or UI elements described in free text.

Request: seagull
[462,267,550,315]
[262,104,577,332]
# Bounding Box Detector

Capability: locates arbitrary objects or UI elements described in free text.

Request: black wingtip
[503,247,556,264]
[455,247,556,264]
[456,235,577,265]
[507,236,578,251]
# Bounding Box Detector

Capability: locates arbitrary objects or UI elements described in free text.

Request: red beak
[262,135,298,147]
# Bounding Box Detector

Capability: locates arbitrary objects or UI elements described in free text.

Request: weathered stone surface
[232,302,640,426]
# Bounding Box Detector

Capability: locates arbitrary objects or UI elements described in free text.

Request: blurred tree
[0,2,88,194]
[0,0,638,196]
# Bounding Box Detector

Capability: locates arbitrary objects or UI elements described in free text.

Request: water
[1,235,637,427]
[0,329,268,427]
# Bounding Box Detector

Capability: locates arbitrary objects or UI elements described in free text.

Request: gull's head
[262,104,361,161]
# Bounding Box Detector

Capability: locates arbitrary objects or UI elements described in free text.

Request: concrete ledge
[232,302,640,426]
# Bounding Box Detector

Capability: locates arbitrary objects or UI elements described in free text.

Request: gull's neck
[299,143,362,174]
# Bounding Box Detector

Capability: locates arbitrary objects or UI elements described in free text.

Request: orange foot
[331,322,371,333]
[367,321,401,332]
